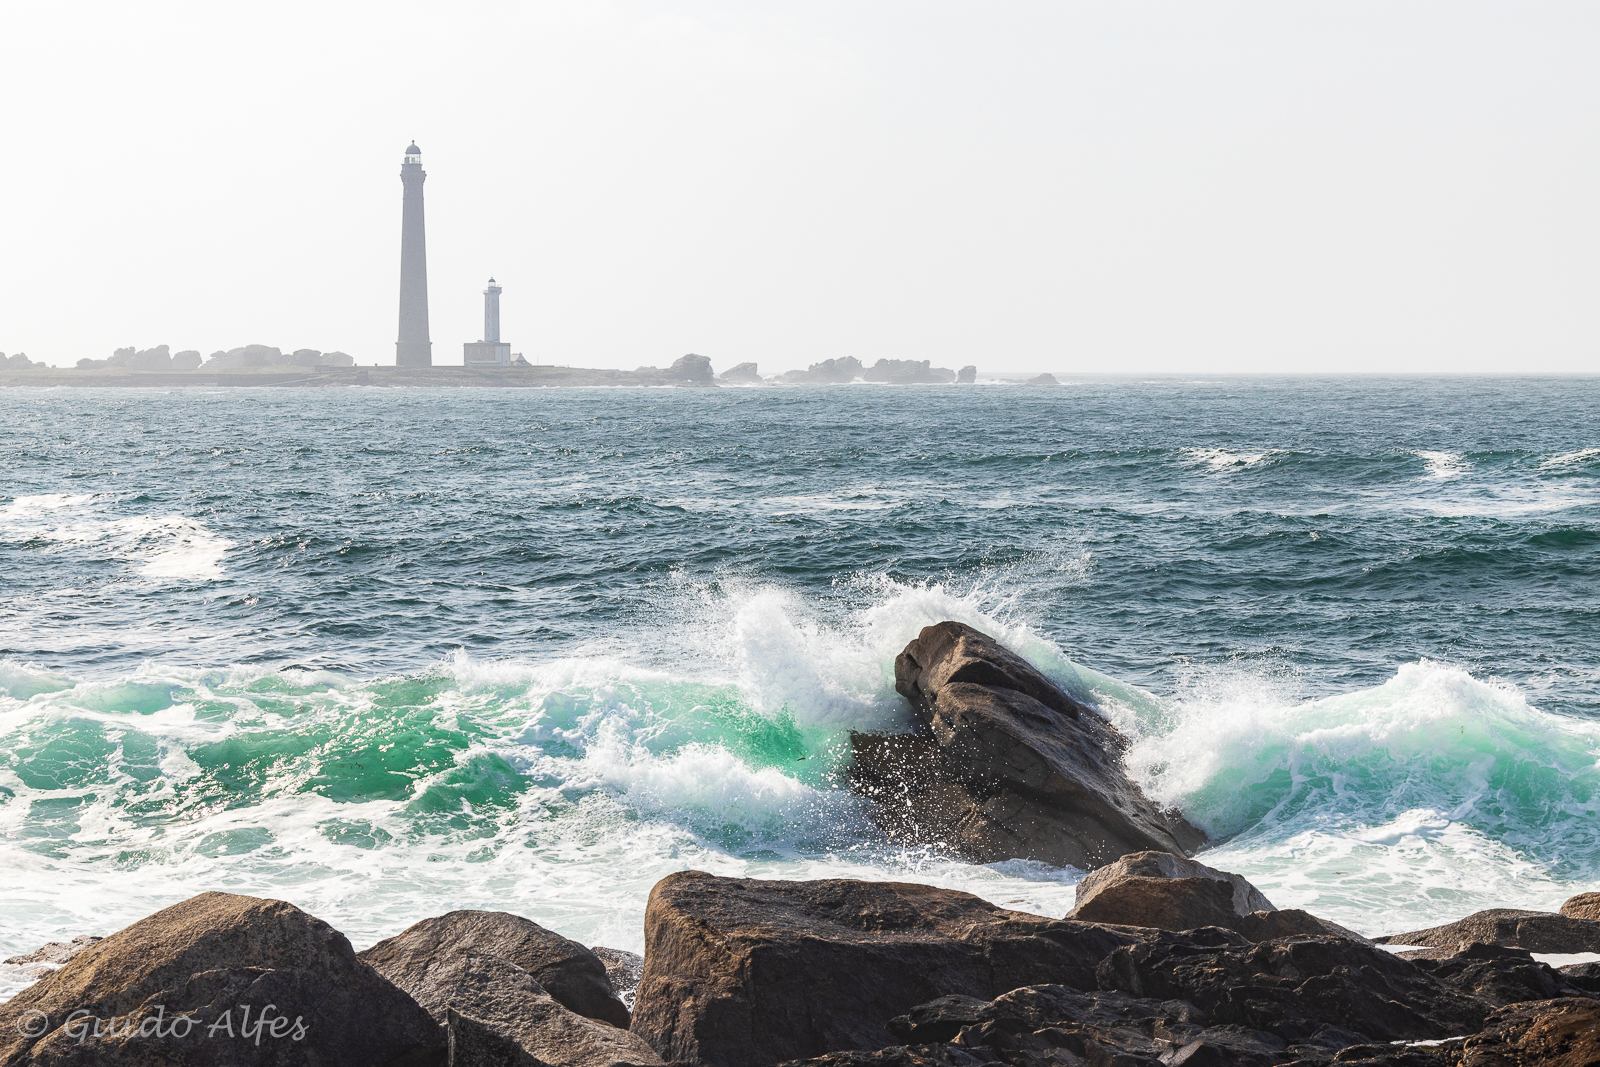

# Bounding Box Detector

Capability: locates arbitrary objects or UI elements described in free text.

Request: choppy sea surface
[2,377,1598,997]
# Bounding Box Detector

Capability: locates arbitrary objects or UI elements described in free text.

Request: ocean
[2,377,1597,997]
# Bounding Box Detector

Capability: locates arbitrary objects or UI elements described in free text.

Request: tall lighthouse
[396,143,432,367]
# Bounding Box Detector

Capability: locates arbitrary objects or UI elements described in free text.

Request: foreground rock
[1559,891,1600,922]
[1069,851,1368,943]
[0,891,443,1066]
[360,909,631,1028]
[630,870,1181,1066]
[849,622,1204,869]
[1460,997,1600,1066]
[1378,908,1600,953]
[436,954,662,1067]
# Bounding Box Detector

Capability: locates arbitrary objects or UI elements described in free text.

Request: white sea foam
[0,494,234,580]
[1541,448,1600,470]
[1181,448,1284,473]
[1416,450,1471,480]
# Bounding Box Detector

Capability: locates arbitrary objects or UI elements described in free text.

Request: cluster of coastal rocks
[4,623,1597,1066]
[70,345,356,372]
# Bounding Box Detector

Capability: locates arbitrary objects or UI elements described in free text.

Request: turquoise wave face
[2,380,1599,998]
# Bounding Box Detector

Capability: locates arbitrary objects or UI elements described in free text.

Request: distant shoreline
[0,366,729,389]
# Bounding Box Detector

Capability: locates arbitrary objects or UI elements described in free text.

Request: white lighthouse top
[404,143,422,164]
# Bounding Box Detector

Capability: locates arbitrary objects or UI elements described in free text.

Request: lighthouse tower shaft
[396,144,432,367]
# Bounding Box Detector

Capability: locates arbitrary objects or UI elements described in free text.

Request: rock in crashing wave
[848,622,1205,869]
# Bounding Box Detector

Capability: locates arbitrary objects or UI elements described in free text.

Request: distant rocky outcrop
[171,349,202,370]
[848,622,1205,869]
[956,365,976,384]
[0,891,444,1066]
[359,909,631,1029]
[199,346,356,371]
[778,356,864,384]
[861,359,957,385]
[1025,373,1059,386]
[718,361,763,383]
[1378,908,1600,953]
[669,353,714,383]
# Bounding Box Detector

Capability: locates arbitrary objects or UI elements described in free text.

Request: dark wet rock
[629,869,1188,1067]
[669,353,715,383]
[1377,909,1600,954]
[888,995,992,1044]
[718,361,762,383]
[862,359,956,384]
[1558,892,1600,922]
[1459,997,1600,1066]
[1556,960,1600,993]
[1096,933,1489,1045]
[171,349,202,370]
[957,365,976,384]
[778,356,864,384]
[849,622,1204,869]
[780,1047,1000,1066]
[437,953,662,1067]
[1025,373,1059,386]
[591,946,644,1009]
[360,909,630,1029]
[0,890,444,1066]
[1071,851,1274,925]
[1407,941,1588,1008]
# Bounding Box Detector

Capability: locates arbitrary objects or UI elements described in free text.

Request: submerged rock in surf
[0,891,444,1066]
[3,935,102,978]
[359,909,631,1029]
[1377,908,1600,954]
[629,870,1168,1066]
[848,622,1205,870]
[589,946,643,1010]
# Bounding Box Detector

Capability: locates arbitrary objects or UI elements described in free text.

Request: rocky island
[5,623,1592,1066]
[0,350,1002,389]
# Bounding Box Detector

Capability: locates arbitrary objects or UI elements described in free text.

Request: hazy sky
[2,1,1597,374]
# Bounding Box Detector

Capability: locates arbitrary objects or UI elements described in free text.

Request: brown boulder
[436,954,662,1067]
[360,909,630,1029]
[0,891,444,1066]
[629,870,1184,1067]
[1377,909,1600,953]
[1460,997,1600,1066]
[1559,892,1600,922]
[1069,851,1274,924]
[849,622,1204,870]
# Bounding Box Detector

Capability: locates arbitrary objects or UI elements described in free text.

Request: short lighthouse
[463,279,513,366]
